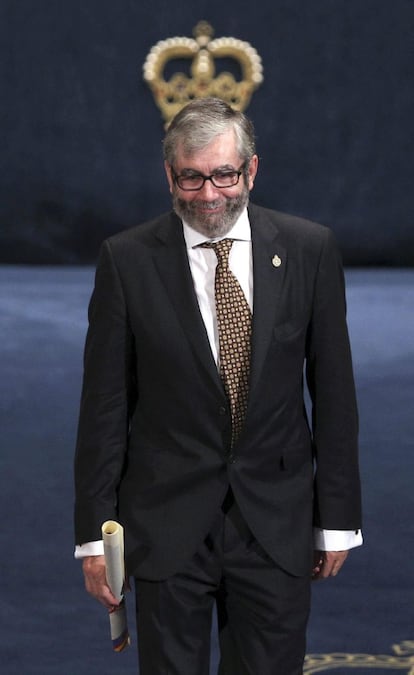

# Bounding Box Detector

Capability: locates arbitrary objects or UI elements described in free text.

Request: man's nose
[198,178,220,200]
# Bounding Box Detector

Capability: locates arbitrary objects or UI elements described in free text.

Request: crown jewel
[143,21,263,126]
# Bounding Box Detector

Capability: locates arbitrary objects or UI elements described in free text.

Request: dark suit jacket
[74,203,362,579]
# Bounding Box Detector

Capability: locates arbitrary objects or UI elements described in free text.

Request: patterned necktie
[201,239,252,446]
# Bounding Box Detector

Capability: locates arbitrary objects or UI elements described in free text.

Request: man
[74,97,362,674]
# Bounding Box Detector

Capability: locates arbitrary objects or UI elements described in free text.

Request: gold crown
[143,21,263,127]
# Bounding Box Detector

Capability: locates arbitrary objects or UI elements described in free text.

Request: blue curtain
[1,0,413,264]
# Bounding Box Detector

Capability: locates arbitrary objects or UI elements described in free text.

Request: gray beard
[172,186,249,238]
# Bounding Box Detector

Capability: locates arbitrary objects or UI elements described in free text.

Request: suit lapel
[248,205,287,401]
[152,212,223,391]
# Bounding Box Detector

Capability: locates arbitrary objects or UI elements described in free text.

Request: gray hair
[163,97,256,166]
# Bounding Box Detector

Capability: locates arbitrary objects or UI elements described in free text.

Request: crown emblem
[143,21,263,127]
[303,640,414,673]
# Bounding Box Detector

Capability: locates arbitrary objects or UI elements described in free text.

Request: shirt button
[228,454,236,464]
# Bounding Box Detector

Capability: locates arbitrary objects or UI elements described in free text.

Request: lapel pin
[272,254,282,268]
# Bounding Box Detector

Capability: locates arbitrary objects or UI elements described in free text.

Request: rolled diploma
[101,520,130,651]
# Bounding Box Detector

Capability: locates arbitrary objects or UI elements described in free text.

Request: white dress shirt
[75,208,362,558]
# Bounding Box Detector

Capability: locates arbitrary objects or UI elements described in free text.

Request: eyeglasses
[171,162,246,191]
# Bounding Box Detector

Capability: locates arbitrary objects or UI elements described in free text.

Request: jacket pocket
[273,320,307,342]
[280,445,313,472]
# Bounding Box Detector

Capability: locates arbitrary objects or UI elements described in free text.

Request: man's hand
[312,550,348,580]
[82,555,120,610]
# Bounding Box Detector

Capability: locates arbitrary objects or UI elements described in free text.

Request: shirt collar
[181,207,251,250]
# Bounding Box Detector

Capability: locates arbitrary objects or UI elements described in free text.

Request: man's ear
[164,161,174,194]
[247,154,259,191]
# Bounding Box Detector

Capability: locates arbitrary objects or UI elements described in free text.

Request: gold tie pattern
[202,239,252,446]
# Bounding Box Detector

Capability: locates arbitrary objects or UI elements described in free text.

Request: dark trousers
[134,491,311,675]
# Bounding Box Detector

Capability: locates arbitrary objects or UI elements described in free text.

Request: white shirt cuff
[313,528,363,551]
[74,530,363,558]
[74,540,104,558]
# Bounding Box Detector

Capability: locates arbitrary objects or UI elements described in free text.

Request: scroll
[101,520,130,652]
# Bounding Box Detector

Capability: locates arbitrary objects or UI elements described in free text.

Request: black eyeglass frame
[171,162,247,191]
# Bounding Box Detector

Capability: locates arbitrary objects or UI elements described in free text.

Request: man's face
[165,128,258,238]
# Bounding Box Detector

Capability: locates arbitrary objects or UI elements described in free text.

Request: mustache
[185,199,224,210]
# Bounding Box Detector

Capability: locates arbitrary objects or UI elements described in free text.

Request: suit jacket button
[218,406,227,416]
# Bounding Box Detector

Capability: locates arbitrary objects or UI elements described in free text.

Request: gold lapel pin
[272,254,282,268]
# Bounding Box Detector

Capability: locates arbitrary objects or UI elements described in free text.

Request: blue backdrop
[1,0,413,264]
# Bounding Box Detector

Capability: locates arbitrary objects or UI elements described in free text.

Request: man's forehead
[175,139,240,170]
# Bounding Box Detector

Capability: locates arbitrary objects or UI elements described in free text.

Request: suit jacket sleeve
[306,228,362,530]
[74,240,137,544]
